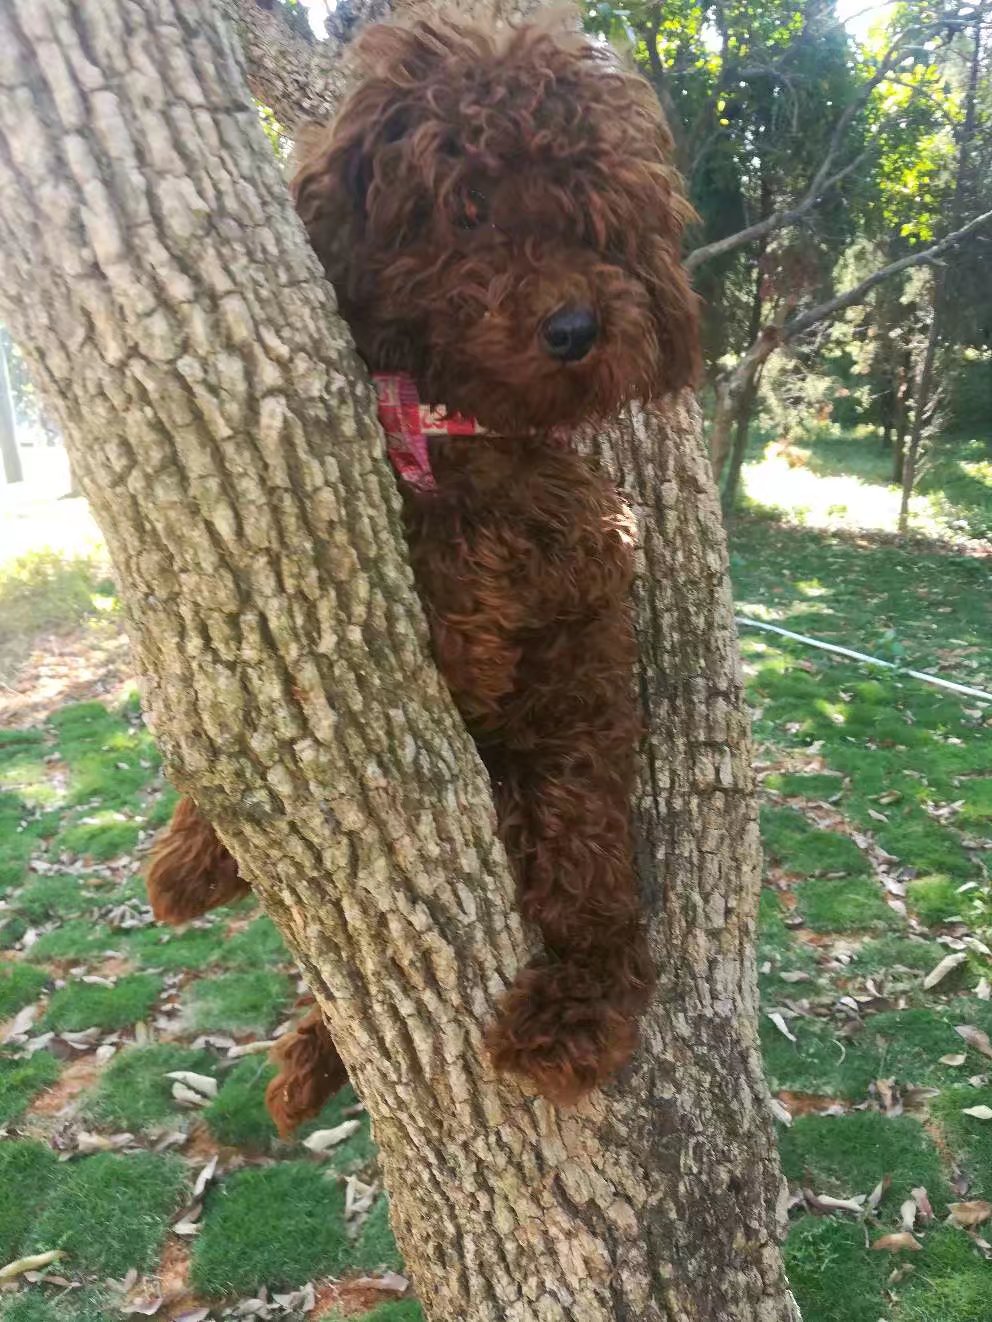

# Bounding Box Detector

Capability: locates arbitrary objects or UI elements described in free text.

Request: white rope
[735,617,992,705]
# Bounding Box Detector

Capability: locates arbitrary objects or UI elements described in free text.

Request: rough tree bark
[0,3,798,1320]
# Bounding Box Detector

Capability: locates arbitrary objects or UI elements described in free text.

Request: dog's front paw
[485,961,638,1104]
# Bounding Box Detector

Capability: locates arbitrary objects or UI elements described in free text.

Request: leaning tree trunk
[0,3,796,1320]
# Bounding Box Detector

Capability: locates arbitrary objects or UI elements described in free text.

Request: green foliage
[762,805,867,877]
[11,874,106,924]
[203,1057,279,1152]
[125,923,228,971]
[218,915,287,968]
[0,1140,58,1262]
[56,814,140,861]
[778,1112,947,1206]
[43,974,161,1032]
[0,963,47,1018]
[28,1152,186,1277]
[27,919,121,963]
[84,1044,218,1132]
[0,552,113,657]
[784,1217,889,1322]
[793,876,900,932]
[190,1162,349,1296]
[0,1289,114,1322]
[908,875,968,926]
[0,1050,59,1122]
[183,970,293,1034]
[353,1306,424,1322]
[356,1196,404,1273]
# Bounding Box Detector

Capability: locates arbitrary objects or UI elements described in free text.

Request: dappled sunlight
[740,443,969,538]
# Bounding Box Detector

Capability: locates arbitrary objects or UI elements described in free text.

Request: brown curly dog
[147,17,699,1128]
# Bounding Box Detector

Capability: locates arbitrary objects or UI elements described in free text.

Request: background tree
[588,0,992,521]
[0,1,798,1319]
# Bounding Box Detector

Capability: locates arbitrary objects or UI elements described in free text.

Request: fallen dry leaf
[900,1199,918,1232]
[872,1232,923,1253]
[0,1250,64,1282]
[962,1105,992,1121]
[302,1119,361,1153]
[946,1200,992,1228]
[923,952,967,989]
[867,1175,892,1214]
[939,1053,967,1067]
[955,1025,992,1059]
[767,1011,797,1044]
[165,1071,217,1099]
[912,1187,934,1221]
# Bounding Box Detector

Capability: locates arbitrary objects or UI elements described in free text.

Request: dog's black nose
[540,306,599,362]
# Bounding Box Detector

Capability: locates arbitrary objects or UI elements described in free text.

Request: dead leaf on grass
[946,1200,992,1228]
[961,1105,992,1121]
[939,1053,967,1067]
[767,1011,797,1043]
[922,952,967,989]
[912,1187,934,1222]
[872,1232,923,1253]
[955,1025,992,1059]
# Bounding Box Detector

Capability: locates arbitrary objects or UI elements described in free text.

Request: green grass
[56,814,140,861]
[0,1050,60,1122]
[785,1217,891,1322]
[9,874,107,924]
[778,1112,947,1207]
[218,915,287,968]
[26,919,120,963]
[357,1196,404,1273]
[43,974,162,1032]
[0,962,47,1018]
[190,1162,350,1296]
[0,1288,115,1322]
[793,875,900,932]
[907,875,969,926]
[83,1043,218,1132]
[0,1140,58,1262]
[182,970,293,1035]
[28,1152,186,1277]
[761,805,868,877]
[124,923,228,970]
[203,1056,280,1151]
[931,1086,992,1199]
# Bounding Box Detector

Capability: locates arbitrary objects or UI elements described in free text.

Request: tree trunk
[898,8,984,536]
[0,3,796,1320]
[720,263,766,517]
[0,332,22,484]
[710,329,779,481]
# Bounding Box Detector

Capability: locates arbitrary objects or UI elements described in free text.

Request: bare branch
[684,149,869,273]
[783,207,992,339]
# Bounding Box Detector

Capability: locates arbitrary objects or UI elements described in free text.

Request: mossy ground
[1,445,990,1320]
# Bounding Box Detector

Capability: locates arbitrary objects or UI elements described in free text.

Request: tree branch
[684,33,944,274]
[784,207,992,339]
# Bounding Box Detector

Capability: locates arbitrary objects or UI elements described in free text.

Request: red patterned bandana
[373,372,483,492]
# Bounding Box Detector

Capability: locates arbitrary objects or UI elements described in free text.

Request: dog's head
[293,20,700,432]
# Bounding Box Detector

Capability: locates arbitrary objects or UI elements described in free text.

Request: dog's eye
[456,189,488,230]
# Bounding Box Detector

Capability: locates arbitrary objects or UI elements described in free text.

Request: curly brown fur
[265,1001,349,1137]
[149,17,699,1116]
[145,795,250,924]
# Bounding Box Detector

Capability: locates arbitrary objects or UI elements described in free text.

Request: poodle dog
[147,18,699,1124]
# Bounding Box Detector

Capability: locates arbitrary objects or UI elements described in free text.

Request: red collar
[373,372,483,491]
